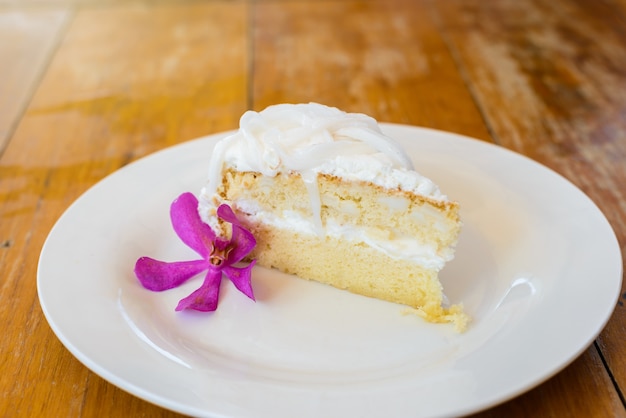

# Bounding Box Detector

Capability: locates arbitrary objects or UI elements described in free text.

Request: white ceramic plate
[38,125,622,418]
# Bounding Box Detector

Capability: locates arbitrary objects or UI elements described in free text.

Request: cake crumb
[402,304,470,333]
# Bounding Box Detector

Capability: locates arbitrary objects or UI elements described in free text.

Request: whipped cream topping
[202,103,447,203]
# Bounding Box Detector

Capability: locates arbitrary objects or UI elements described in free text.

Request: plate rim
[37,124,623,417]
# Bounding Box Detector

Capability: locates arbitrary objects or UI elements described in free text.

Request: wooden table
[2,0,625,416]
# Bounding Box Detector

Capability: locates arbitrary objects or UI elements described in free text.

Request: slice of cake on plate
[199,103,468,331]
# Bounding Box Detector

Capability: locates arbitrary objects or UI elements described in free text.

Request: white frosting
[199,103,451,261]
[202,103,447,202]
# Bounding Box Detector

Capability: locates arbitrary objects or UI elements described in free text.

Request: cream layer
[233,199,452,271]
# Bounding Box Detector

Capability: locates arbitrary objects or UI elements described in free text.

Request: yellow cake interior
[211,167,469,331]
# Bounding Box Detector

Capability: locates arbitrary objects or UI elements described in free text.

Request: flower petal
[171,193,216,258]
[175,268,222,312]
[134,257,208,291]
[217,204,256,263]
[223,260,256,301]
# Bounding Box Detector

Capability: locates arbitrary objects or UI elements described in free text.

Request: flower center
[209,245,232,267]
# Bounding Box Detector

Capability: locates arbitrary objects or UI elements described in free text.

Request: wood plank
[0,9,70,153]
[252,0,492,142]
[2,0,624,416]
[434,0,626,413]
[0,2,247,416]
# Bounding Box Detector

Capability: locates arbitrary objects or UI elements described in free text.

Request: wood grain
[0,2,246,416]
[0,9,70,153]
[252,0,492,141]
[1,0,625,416]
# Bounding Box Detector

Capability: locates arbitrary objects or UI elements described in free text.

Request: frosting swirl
[203,103,446,201]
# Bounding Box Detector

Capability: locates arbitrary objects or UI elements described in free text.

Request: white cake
[200,103,468,330]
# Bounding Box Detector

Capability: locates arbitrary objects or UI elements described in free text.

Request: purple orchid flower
[134,192,256,312]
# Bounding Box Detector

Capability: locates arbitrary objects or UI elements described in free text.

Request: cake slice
[199,103,468,330]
